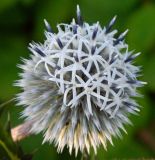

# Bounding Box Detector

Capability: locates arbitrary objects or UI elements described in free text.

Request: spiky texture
[15,5,146,155]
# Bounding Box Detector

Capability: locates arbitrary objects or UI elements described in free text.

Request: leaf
[126,4,155,53]
[0,140,20,160]
[0,0,17,13]
[0,99,14,116]
[0,36,27,100]
[143,55,155,90]
[34,0,76,40]
[20,0,36,6]
[0,121,21,159]
[0,122,16,154]
[5,112,11,135]
[80,0,140,25]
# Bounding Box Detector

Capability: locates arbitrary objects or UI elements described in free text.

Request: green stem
[0,98,14,108]
[0,140,20,160]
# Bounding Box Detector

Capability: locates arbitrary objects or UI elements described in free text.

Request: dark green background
[0,0,155,159]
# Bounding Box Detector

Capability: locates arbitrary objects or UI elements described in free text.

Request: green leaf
[0,122,15,152]
[0,140,20,160]
[80,0,140,25]
[5,112,11,132]
[0,122,19,159]
[0,0,17,13]
[20,0,36,6]
[143,55,155,90]
[0,99,14,116]
[34,0,76,40]
[0,36,27,100]
[126,4,155,53]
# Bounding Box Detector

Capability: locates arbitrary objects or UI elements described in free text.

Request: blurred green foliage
[0,0,155,159]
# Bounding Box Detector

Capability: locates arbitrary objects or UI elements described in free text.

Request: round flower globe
[16,5,146,155]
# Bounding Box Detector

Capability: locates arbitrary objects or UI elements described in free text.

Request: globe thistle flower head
[16,5,146,155]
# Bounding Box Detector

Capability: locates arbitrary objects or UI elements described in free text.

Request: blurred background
[0,0,155,159]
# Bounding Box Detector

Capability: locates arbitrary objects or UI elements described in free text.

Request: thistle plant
[15,5,146,156]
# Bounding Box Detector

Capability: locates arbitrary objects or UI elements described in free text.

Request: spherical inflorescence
[16,5,146,155]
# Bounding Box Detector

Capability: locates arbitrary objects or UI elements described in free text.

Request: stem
[0,140,20,160]
[0,99,33,142]
[0,98,14,108]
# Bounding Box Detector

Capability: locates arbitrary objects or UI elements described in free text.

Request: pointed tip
[110,15,117,26]
[44,19,48,25]
[76,4,83,26]
[106,15,117,33]
[72,18,76,24]
[114,15,117,19]
[121,29,129,37]
[124,52,141,63]
[114,30,128,46]
[134,52,141,57]
[76,4,80,18]
[140,81,147,85]
[44,19,53,33]
[77,4,80,13]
